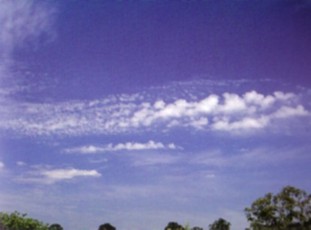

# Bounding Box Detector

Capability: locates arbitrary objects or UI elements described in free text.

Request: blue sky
[0,1,311,230]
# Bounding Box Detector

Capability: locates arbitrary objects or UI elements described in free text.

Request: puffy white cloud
[212,116,269,131]
[195,95,219,113]
[128,91,308,132]
[243,91,275,109]
[272,105,309,118]
[64,141,177,154]
[154,100,166,109]
[189,117,209,129]
[220,93,247,113]
[273,91,295,101]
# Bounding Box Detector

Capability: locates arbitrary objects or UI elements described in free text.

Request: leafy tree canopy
[245,186,311,229]
[0,211,49,230]
[209,218,230,230]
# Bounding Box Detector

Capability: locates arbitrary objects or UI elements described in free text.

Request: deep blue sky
[0,1,311,230]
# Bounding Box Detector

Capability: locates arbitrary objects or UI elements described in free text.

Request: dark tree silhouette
[98,223,116,230]
[165,222,185,230]
[49,223,63,230]
[209,218,230,230]
[192,227,204,230]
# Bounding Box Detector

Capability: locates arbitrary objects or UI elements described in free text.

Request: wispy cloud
[64,141,177,154]
[191,146,311,170]
[41,168,101,182]
[0,0,56,55]
[0,161,4,170]
[16,167,101,184]
[16,161,27,166]
[0,0,56,100]
[1,90,308,136]
[129,152,181,167]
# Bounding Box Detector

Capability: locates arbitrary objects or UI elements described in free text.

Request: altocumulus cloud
[0,90,309,136]
[64,141,177,154]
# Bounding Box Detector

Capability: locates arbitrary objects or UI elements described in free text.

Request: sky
[0,0,311,230]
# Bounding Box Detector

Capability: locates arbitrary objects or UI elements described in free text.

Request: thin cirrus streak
[64,141,177,154]
[0,90,309,136]
[15,167,102,184]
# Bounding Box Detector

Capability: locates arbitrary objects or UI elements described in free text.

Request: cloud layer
[0,90,308,136]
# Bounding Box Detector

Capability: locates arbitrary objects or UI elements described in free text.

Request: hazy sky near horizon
[0,1,311,230]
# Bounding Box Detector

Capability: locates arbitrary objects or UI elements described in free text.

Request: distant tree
[209,218,230,230]
[48,223,63,230]
[191,227,204,230]
[165,222,185,230]
[98,223,116,230]
[245,186,311,230]
[0,211,49,230]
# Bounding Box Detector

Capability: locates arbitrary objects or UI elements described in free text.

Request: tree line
[0,186,310,230]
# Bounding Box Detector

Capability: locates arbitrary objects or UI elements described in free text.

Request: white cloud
[16,167,101,184]
[243,91,275,108]
[127,90,308,132]
[195,94,219,113]
[68,145,101,154]
[114,140,175,151]
[212,116,269,131]
[0,90,309,136]
[187,117,209,129]
[273,91,295,101]
[41,168,101,182]
[272,105,309,118]
[64,141,177,154]
[220,93,247,113]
